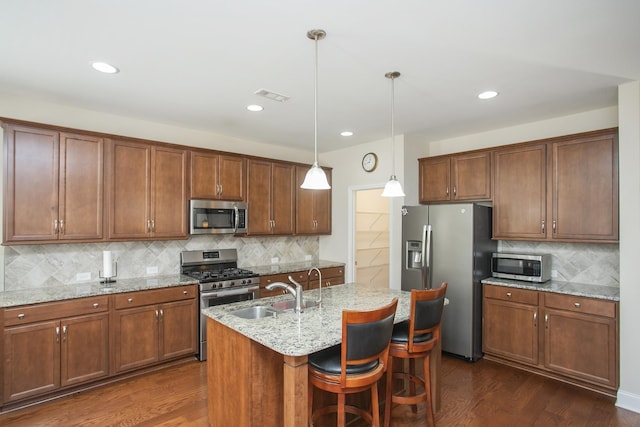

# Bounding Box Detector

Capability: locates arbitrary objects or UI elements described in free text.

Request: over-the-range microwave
[189,200,247,235]
[491,253,552,283]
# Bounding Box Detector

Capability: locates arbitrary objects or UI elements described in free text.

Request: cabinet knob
[17,313,25,320]
[128,298,134,303]
[93,303,99,308]
[183,290,188,295]
[506,292,512,298]
[574,302,581,308]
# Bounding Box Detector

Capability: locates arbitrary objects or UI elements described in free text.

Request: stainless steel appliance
[401,203,496,361]
[189,200,248,235]
[491,252,552,282]
[180,248,260,361]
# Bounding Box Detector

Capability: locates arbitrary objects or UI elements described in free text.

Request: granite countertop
[202,283,410,357]
[0,275,199,308]
[481,277,620,301]
[248,260,344,276]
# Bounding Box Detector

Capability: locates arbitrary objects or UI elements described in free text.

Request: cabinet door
[60,313,109,387]
[190,151,219,199]
[59,133,104,240]
[151,146,187,238]
[295,166,331,235]
[218,155,245,201]
[482,298,539,365]
[112,305,159,373]
[552,133,618,241]
[452,152,491,201]
[493,144,547,240]
[159,299,197,360]
[247,160,273,235]
[544,308,617,388]
[3,320,60,402]
[108,139,151,239]
[4,124,59,242]
[419,157,450,202]
[271,162,295,235]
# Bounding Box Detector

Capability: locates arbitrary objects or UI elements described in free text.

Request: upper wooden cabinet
[3,123,104,244]
[419,151,491,203]
[190,151,245,201]
[246,159,296,235]
[295,166,332,235]
[493,129,618,242]
[107,139,187,240]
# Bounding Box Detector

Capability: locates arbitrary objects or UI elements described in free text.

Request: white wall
[616,81,640,412]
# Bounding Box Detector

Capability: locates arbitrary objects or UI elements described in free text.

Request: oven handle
[201,285,259,298]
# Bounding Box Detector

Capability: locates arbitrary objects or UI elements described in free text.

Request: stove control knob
[229,281,235,287]
[241,279,247,285]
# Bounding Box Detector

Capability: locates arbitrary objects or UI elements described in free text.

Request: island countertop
[202,282,411,357]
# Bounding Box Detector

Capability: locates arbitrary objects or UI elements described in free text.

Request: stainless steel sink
[271,299,319,312]
[230,305,279,319]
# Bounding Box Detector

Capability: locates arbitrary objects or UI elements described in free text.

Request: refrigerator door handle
[422,224,432,289]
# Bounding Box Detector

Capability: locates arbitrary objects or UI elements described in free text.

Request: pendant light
[382,71,405,197]
[301,29,331,190]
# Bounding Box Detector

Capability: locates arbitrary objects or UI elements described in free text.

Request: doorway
[354,188,390,286]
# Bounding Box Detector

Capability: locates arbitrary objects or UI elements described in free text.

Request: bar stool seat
[308,298,398,427]
[384,283,447,427]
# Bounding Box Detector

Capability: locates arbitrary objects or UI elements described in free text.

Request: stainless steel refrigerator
[401,203,496,361]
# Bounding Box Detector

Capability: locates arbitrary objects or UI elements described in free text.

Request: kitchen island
[203,283,433,427]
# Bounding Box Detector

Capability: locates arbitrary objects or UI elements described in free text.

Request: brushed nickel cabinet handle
[17,313,25,320]
[533,311,537,327]
[128,298,134,303]
[574,302,581,308]
[545,314,549,328]
[446,186,449,196]
[453,185,457,196]
[151,219,155,231]
[59,219,64,234]
[155,309,159,318]
[183,290,188,295]
[56,326,60,343]
[160,308,164,318]
[147,220,151,232]
[541,220,545,233]
[62,325,67,341]
[93,303,99,308]
[553,220,557,232]
[506,292,512,298]
[53,219,59,233]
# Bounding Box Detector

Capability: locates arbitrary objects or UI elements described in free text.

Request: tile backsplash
[2,235,319,291]
[499,241,619,286]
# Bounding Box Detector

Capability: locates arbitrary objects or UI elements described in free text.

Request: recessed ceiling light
[91,62,119,74]
[478,90,498,100]
[247,104,264,112]
[340,131,353,137]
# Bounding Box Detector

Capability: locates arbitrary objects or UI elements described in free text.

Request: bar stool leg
[424,353,434,427]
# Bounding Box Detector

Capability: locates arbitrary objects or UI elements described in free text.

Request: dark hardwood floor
[1,355,639,426]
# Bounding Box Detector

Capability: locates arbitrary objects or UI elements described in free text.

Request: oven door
[198,285,259,361]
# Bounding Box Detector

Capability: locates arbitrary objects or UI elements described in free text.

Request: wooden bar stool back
[384,282,447,427]
[308,298,398,427]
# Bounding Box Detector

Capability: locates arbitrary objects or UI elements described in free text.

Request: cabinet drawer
[261,273,303,287]
[483,285,538,305]
[544,293,616,318]
[4,296,109,327]
[287,271,308,284]
[310,266,344,280]
[114,285,196,309]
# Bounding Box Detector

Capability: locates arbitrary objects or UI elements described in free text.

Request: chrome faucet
[265,279,303,312]
[308,267,322,307]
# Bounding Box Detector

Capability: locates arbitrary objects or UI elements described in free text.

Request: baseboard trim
[616,389,640,414]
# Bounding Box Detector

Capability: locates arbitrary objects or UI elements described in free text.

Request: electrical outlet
[305,254,312,261]
[551,269,558,278]
[147,266,159,275]
[271,257,279,264]
[76,272,91,281]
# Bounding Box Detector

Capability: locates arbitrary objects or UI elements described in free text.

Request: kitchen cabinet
[111,285,197,374]
[482,284,619,395]
[190,150,245,201]
[492,128,618,242]
[259,271,309,298]
[543,293,618,389]
[482,285,539,365]
[3,123,104,244]
[107,138,187,240]
[295,166,332,234]
[246,159,295,235]
[418,151,491,203]
[2,296,109,404]
[309,266,345,289]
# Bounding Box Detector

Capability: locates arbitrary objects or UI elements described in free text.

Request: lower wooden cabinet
[482,284,618,395]
[258,266,345,299]
[2,296,109,403]
[111,286,198,374]
[309,266,345,288]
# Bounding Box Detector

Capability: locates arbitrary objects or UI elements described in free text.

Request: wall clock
[361,152,378,172]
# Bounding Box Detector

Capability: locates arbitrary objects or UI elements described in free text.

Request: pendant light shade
[382,71,405,198]
[301,29,331,190]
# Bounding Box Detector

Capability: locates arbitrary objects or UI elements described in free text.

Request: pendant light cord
[390,74,396,178]
[314,32,319,165]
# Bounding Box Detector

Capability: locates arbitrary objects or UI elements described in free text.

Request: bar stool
[384,283,447,427]
[308,298,398,427]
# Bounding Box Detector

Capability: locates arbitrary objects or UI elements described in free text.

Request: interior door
[355,189,389,287]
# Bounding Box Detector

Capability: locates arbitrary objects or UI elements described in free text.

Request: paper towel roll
[103,251,113,277]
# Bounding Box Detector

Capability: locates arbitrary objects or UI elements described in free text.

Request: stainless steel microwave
[189,200,247,235]
[491,253,551,283]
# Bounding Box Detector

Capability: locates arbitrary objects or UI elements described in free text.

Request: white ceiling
[2,1,639,153]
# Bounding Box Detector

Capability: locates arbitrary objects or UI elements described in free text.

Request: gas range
[180,249,260,293]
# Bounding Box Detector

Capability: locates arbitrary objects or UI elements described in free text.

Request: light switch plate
[147,266,159,274]
[271,257,279,264]
[76,272,91,281]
